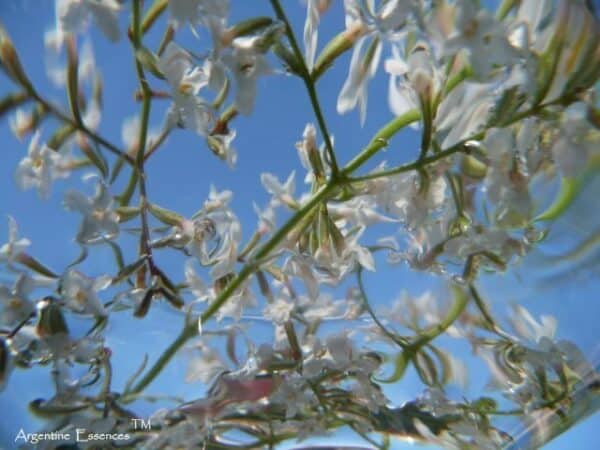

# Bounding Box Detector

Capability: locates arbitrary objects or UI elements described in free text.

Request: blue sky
[1,0,599,448]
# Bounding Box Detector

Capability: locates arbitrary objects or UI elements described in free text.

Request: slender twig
[131,0,159,291]
[29,90,135,166]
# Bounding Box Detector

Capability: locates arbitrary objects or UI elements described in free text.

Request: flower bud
[65,37,83,125]
[0,337,12,391]
[36,297,69,338]
[229,17,274,40]
[0,91,28,119]
[0,25,33,91]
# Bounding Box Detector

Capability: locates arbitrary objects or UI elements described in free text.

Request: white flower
[261,171,296,206]
[158,42,214,136]
[303,0,332,71]
[15,132,70,199]
[372,171,447,229]
[254,201,277,236]
[169,0,229,30]
[385,42,442,118]
[337,35,381,125]
[121,115,161,152]
[184,260,209,303]
[263,297,294,324]
[55,0,121,42]
[160,43,208,93]
[508,305,557,345]
[168,0,202,28]
[0,216,30,264]
[551,103,599,177]
[214,280,256,321]
[271,374,316,418]
[295,123,326,183]
[282,254,319,299]
[185,344,227,384]
[514,0,600,102]
[443,0,517,78]
[0,275,35,327]
[328,196,395,228]
[299,293,344,323]
[61,269,110,317]
[482,128,532,227]
[444,226,524,266]
[313,227,375,283]
[182,214,239,280]
[63,180,119,244]
[337,0,413,124]
[9,108,33,140]
[325,332,353,369]
[435,81,497,148]
[222,36,272,115]
[387,290,453,333]
[207,129,237,167]
[68,336,105,366]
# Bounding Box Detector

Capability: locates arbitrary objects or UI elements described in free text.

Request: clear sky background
[1,0,600,449]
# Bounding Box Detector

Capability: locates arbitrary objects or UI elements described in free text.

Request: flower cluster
[1,0,599,449]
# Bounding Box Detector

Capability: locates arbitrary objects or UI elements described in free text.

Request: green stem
[269,0,340,177]
[357,269,407,348]
[342,108,421,174]
[132,0,157,292]
[412,284,469,349]
[350,144,463,182]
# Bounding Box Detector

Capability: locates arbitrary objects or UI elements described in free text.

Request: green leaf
[14,253,58,278]
[414,348,439,387]
[116,206,141,223]
[47,123,76,150]
[534,176,582,222]
[148,202,184,226]
[377,351,410,383]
